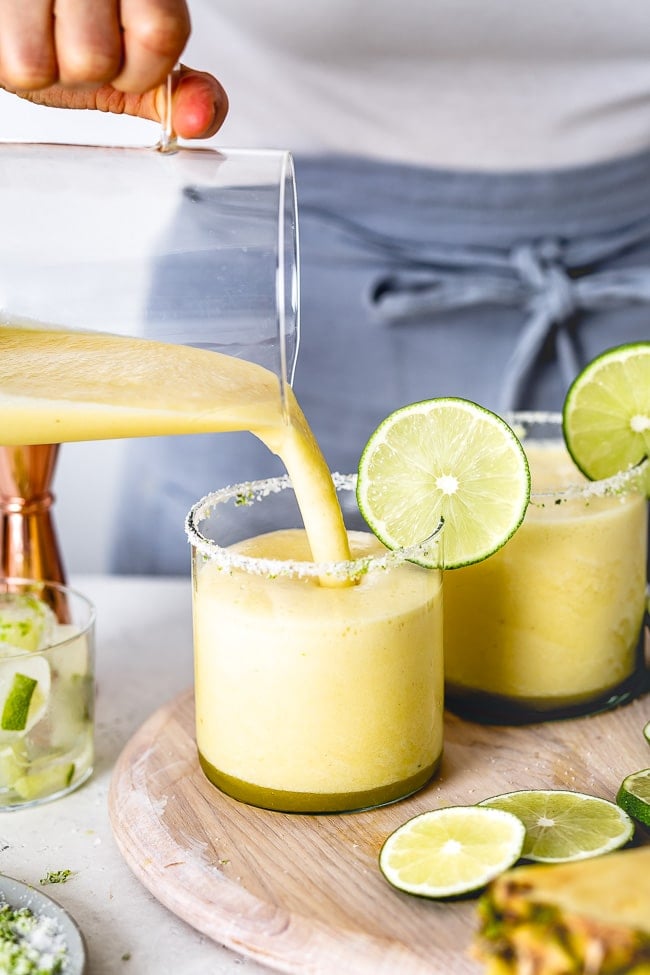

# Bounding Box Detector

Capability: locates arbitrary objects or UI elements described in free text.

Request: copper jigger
[0,444,69,620]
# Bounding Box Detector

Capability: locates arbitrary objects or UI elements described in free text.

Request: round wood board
[109,687,650,975]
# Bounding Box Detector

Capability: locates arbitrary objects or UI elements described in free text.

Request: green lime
[0,655,50,736]
[379,806,525,898]
[617,768,650,827]
[356,397,530,569]
[562,342,650,489]
[14,761,75,801]
[0,592,56,652]
[0,673,37,731]
[479,790,634,863]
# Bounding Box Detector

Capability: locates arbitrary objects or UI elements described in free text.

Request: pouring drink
[0,323,350,566]
[0,322,445,810]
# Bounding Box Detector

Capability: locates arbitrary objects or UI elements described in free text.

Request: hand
[0,0,228,139]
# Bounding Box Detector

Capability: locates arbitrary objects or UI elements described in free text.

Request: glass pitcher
[0,138,299,580]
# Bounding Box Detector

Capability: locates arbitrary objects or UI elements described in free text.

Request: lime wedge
[562,342,650,488]
[14,761,75,801]
[0,592,56,652]
[479,790,634,863]
[0,655,50,736]
[379,806,525,898]
[617,768,650,827]
[1,673,37,731]
[356,398,530,569]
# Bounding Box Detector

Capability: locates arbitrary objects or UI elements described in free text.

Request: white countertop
[0,574,273,975]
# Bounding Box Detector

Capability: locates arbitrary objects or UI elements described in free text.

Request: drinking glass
[186,474,444,813]
[444,413,648,723]
[0,578,95,810]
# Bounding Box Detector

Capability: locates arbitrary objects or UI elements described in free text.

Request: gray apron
[111,150,650,574]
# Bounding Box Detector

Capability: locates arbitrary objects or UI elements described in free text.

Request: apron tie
[361,222,650,411]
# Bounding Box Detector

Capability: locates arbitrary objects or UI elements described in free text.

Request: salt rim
[505,411,649,504]
[185,472,443,581]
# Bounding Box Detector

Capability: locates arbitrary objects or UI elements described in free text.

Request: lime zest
[1,672,37,731]
[0,592,56,651]
[40,870,74,886]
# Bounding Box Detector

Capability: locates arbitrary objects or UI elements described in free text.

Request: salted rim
[505,411,648,503]
[185,472,443,580]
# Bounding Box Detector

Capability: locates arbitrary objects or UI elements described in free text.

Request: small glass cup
[186,474,444,813]
[444,413,648,723]
[0,578,95,810]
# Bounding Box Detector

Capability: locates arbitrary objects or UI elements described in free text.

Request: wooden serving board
[109,688,650,975]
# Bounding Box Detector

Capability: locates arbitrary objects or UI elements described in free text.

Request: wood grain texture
[108,688,650,975]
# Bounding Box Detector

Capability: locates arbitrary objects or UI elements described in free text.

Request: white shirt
[184,0,650,170]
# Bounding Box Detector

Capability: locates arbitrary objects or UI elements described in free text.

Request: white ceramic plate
[0,874,87,973]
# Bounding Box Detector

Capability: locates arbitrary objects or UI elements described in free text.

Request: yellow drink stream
[0,324,350,566]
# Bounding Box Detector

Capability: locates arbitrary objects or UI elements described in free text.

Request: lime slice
[562,342,650,488]
[617,768,650,827]
[0,655,50,736]
[356,398,530,569]
[379,806,525,898]
[479,790,634,863]
[1,673,37,731]
[13,761,75,801]
[644,721,650,747]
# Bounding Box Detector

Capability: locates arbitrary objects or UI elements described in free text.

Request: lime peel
[617,768,650,828]
[0,673,37,731]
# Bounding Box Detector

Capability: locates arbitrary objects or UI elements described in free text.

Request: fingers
[0,1,57,90]
[0,0,190,92]
[0,0,225,142]
[53,0,123,87]
[18,65,229,141]
[112,0,191,93]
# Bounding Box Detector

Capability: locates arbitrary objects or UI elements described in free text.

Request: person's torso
[186,0,650,170]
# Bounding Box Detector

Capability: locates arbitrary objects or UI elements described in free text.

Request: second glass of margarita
[444,413,648,723]
[186,473,444,813]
